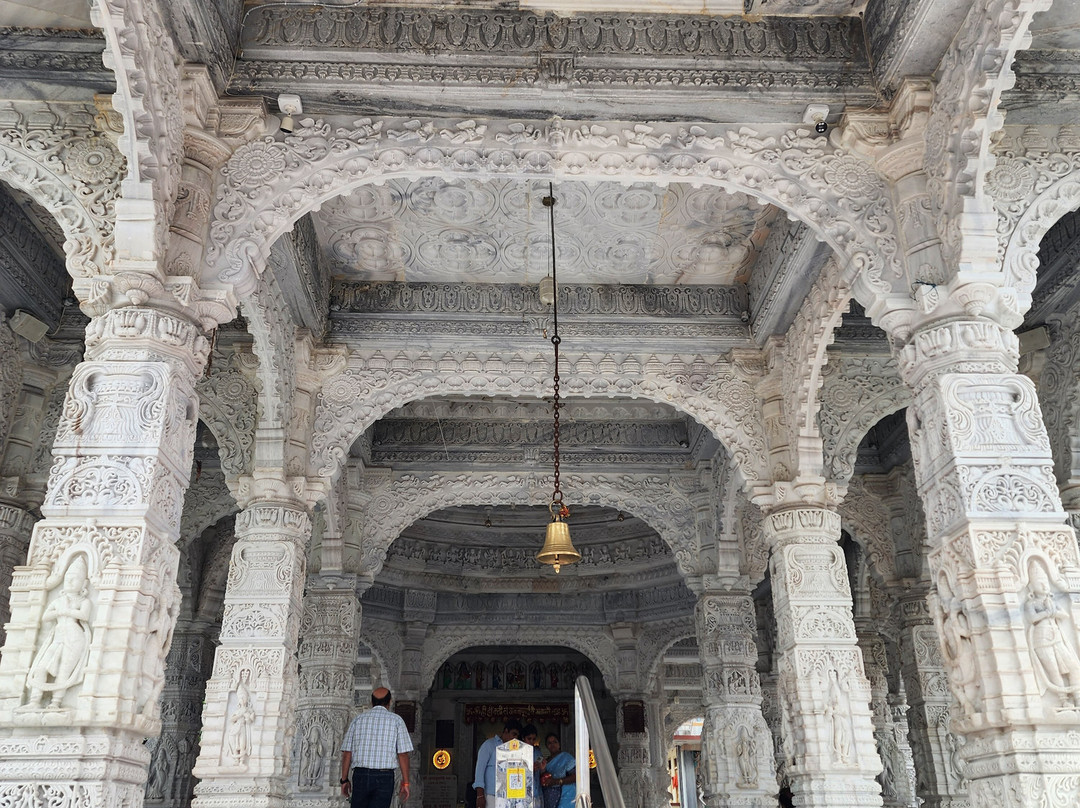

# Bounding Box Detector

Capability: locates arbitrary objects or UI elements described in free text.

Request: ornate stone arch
[197,368,258,480]
[315,349,767,489]
[839,477,898,588]
[0,112,124,281]
[354,470,703,581]
[640,624,698,691]
[358,621,401,692]
[1040,313,1080,490]
[179,469,239,550]
[420,627,617,698]
[990,128,1080,307]
[90,0,184,261]
[818,353,911,490]
[923,0,1051,264]
[206,118,901,302]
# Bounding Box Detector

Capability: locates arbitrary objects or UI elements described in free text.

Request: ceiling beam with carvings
[234,7,877,121]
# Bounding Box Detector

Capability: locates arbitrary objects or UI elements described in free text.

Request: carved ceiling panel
[313,177,777,286]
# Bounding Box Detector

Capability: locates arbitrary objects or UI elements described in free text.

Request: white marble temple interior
[1,1,1080,807]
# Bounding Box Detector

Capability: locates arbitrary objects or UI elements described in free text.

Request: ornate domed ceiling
[369,503,696,623]
[313,177,778,286]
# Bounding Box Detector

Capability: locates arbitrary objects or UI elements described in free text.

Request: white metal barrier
[573,675,626,808]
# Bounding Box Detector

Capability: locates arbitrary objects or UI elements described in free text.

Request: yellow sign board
[433,750,451,770]
[506,767,528,798]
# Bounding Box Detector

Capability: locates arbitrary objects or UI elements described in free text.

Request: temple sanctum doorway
[422,647,615,808]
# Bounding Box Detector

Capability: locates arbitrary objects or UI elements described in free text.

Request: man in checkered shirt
[340,688,414,808]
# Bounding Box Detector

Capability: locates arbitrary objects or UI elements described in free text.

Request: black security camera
[815,120,828,134]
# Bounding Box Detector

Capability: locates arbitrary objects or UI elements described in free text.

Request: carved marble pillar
[895,590,968,808]
[695,591,776,807]
[855,624,910,808]
[0,502,34,649]
[0,306,207,807]
[191,497,313,808]
[397,589,434,808]
[290,575,360,806]
[146,622,215,808]
[898,318,1080,806]
[762,507,883,808]
[616,697,652,808]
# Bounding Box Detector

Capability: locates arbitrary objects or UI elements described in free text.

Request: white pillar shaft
[900,319,1080,806]
[764,507,883,808]
[0,307,207,808]
[191,500,311,808]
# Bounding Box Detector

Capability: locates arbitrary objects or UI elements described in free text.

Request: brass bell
[537,507,580,574]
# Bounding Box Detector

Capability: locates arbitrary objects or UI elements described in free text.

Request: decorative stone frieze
[242,7,866,62]
[315,349,767,486]
[762,506,883,808]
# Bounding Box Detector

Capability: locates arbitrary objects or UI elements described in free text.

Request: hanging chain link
[544,186,565,511]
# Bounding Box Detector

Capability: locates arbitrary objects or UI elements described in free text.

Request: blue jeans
[351,768,395,808]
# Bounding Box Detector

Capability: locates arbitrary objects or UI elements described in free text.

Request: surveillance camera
[815,120,828,134]
[277,93,302,135]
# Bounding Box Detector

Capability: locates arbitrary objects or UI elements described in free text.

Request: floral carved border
[0,109,123,280]
[315,349,767,488]
[206,117,901,303]
[819,352,911,490]
[353,470,703,581]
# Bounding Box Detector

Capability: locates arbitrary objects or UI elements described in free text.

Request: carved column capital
[762,506,841,548]
[896,318,1019,393]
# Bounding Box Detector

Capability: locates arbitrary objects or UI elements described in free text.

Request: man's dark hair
[521,724,538,739]
[504,717,523,733]
[371,689,392,707]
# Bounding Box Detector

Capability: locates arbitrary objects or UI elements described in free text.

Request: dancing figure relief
[24,554,93,709]
[225,675,256,766]
[937,576,980,716]
[1024,557,1080,709]
[825,669,854,765]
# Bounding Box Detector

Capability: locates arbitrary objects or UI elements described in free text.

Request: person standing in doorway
[340,688,414,808]
[474,718,522,808]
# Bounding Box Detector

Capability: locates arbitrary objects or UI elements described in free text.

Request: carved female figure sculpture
[138,589,178,716]
[226,677,256,765]
[1024,557,1080,708]
[25,554,92,708]
[825,669,853,764]
[937,576,980,715]
[299,723,327,789]
[734,724,757,788]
